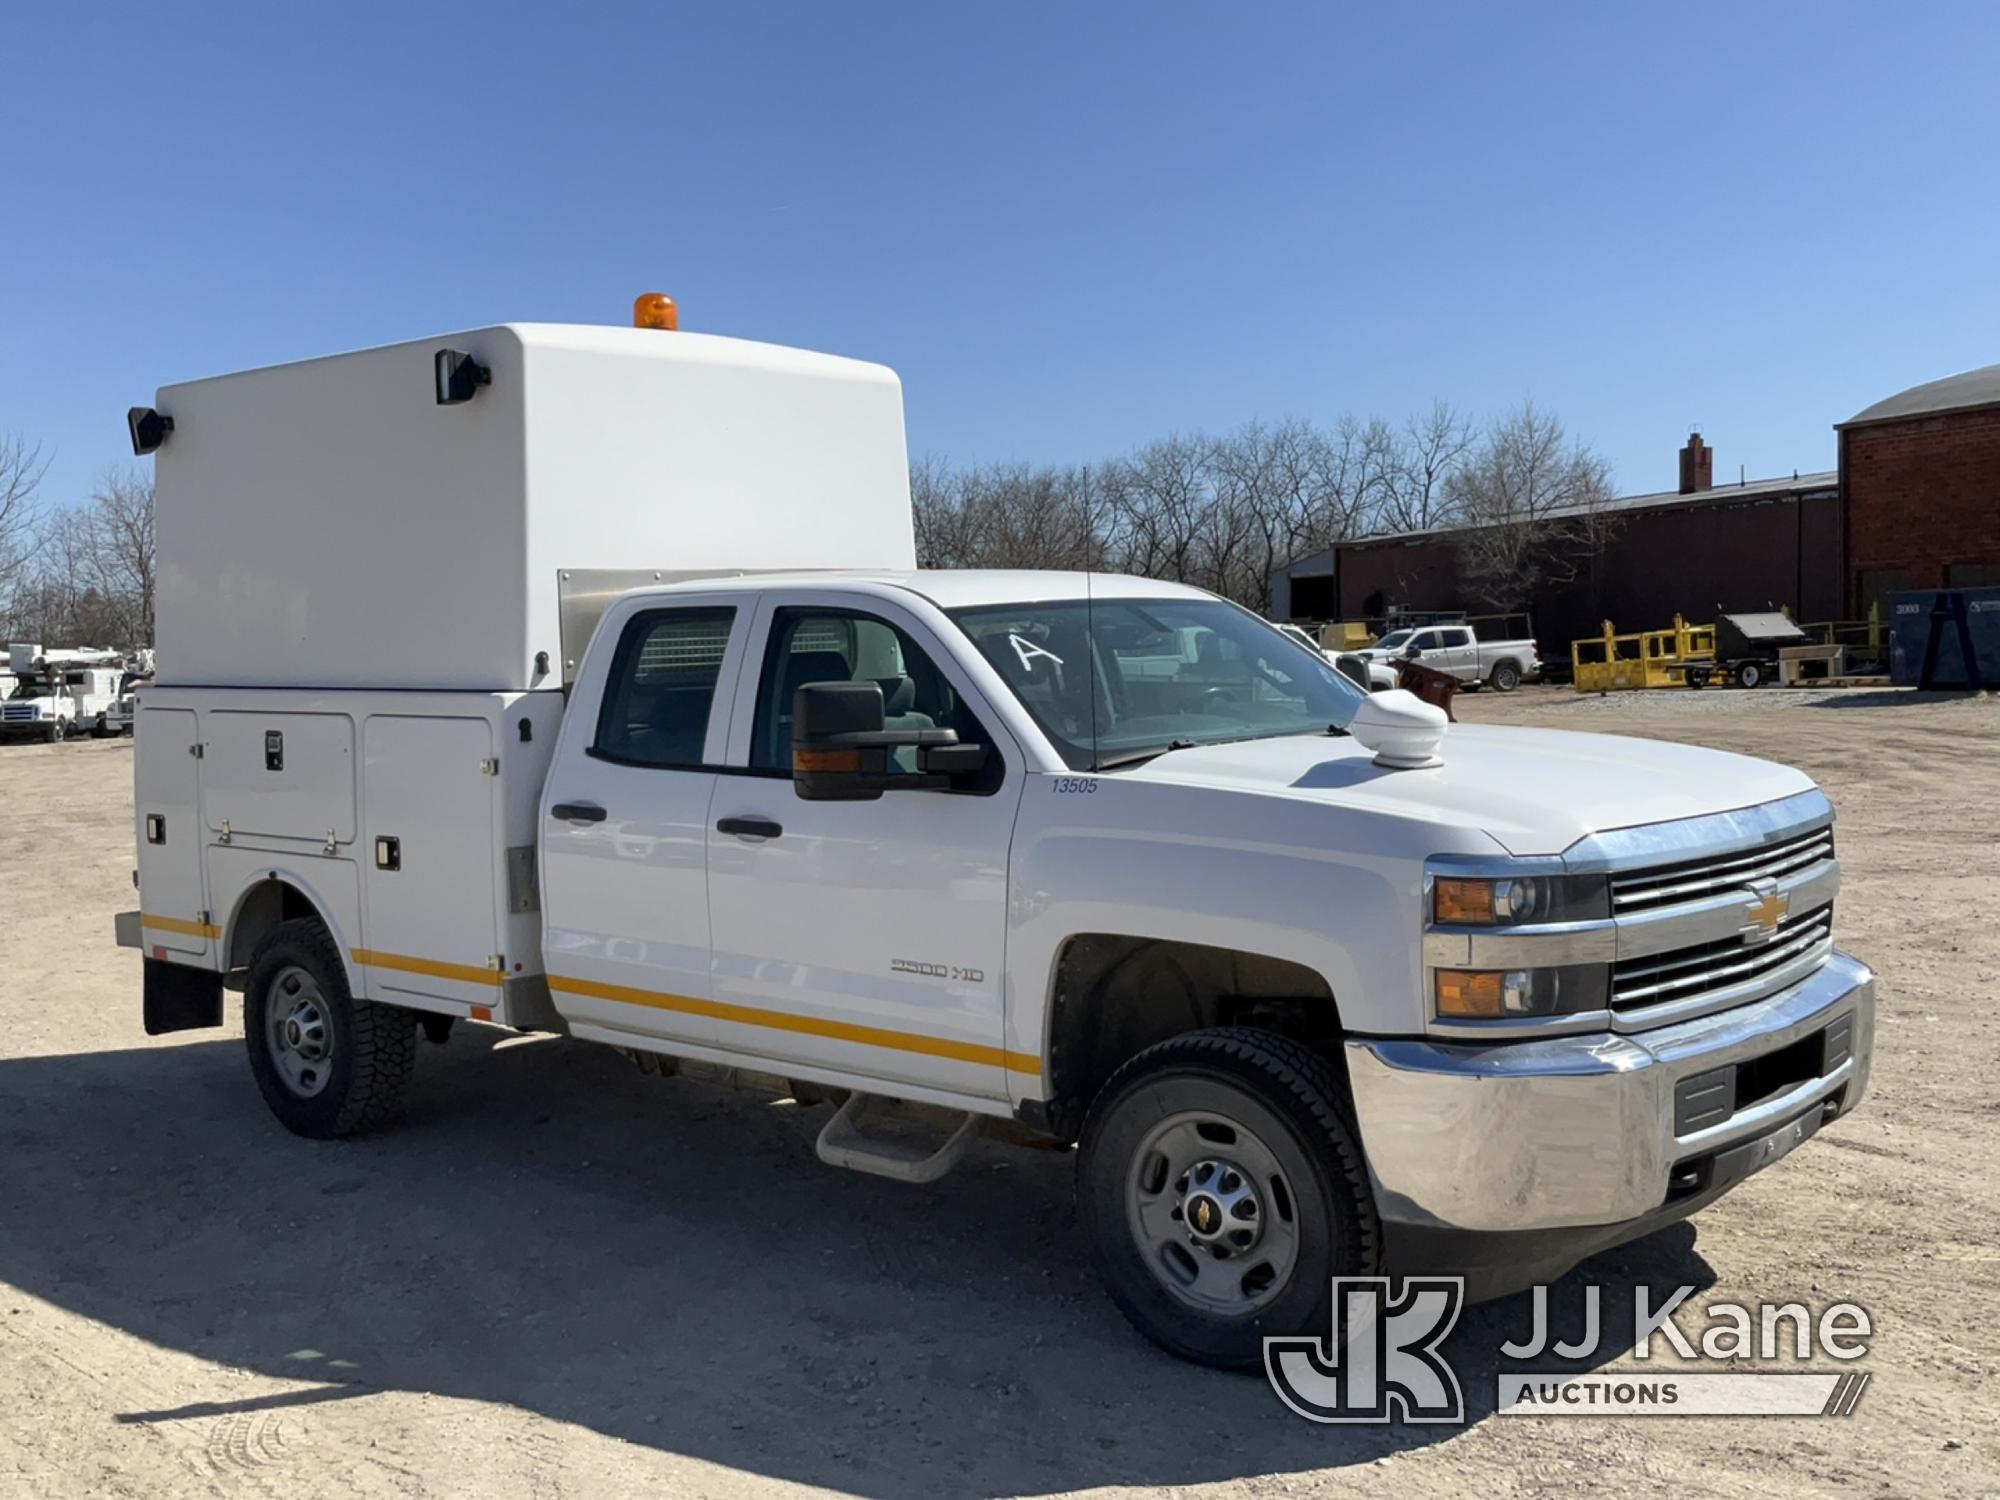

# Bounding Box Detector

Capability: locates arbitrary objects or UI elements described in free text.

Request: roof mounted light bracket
[128,406,174,455]
[434,349,491,406]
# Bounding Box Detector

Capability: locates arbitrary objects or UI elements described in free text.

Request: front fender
[1003,774,1500,1103]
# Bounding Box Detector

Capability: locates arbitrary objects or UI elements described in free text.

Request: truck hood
[1113,725,1814,856]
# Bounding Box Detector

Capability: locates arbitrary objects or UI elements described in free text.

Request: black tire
[1736,660,1763,689]
[46,720,65,744]
[1078,1027,1379,1370]
[1488,660,1521,693]
[244,918,416,1138]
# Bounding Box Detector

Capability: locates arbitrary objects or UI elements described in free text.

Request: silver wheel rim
[265,965,335,1098]
[1126,1110,1301,1316]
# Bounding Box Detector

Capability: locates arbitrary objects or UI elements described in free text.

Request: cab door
[539,597,754,1048]
[704,595,1026,1101]
[1437,626,1477,680]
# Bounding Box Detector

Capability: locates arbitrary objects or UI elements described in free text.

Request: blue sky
[5,2,1997,512]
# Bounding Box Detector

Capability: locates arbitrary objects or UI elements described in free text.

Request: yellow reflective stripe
[548,972,1042,1076]
[353,948,505,988]
[141,913,219,940]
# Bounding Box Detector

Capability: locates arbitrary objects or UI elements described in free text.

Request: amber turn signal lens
[1434,877,1496,925]
[793,747,861,773]
[1435,969,1505,1019]
[633,292,679,330]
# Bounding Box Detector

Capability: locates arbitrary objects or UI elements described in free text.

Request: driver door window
[750,608,998,789]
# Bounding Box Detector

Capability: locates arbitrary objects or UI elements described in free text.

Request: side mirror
[1402,643,1422,659]
[792,681,983,800]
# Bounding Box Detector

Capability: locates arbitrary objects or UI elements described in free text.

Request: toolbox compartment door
[359,714,502,1008]
[203,710,356,845]
[136,706,211,958]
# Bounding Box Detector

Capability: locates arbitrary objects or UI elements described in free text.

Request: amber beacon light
[633,292,679,330]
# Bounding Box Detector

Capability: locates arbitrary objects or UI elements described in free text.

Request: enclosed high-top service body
[154,324,914,691]
[121,316,1875,1374]
[132,323,915,1031]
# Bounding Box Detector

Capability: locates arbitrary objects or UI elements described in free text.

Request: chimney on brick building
[1678,432,1713,494]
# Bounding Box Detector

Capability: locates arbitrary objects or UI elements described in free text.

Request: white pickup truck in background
[1357,622,1542,691]
[114,316,1874,1370]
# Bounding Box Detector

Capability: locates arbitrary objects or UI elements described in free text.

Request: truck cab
[115,317,1875,1371]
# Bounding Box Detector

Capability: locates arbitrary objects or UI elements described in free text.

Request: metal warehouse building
[1272,364,2000,649]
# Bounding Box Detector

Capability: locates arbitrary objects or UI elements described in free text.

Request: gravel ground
[1,684,1996,1498]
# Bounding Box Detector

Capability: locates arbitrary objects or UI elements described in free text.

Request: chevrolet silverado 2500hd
[115,317,1873,1371]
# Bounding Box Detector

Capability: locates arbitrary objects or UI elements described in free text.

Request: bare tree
[1377,401,1473,534]
[1445,401,1616,612]
[86,469,156,644]
[0,435,50,623]
[910,453,974,569]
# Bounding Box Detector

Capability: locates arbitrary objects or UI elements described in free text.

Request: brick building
[1271,363,2000,652]
[1270,440,1839,652]
[1838,363,2000,615]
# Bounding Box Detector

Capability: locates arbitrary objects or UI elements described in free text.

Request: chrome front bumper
[1345,950,1874,1237]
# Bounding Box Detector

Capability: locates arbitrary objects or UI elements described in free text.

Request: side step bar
[814,1094,979,1184]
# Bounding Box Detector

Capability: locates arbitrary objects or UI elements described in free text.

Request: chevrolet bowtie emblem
[1745,888,1789,936]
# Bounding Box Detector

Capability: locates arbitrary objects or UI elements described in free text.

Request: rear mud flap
[144,957,225,1035]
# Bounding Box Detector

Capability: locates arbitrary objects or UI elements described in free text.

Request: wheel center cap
[1186,1193,1223,1239]
[286,1019,303,1046]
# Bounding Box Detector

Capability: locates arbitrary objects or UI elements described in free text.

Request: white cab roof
[626,570,1218,610]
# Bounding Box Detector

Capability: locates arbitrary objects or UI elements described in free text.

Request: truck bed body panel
[137,686,555,1026]
[134,706,212,959]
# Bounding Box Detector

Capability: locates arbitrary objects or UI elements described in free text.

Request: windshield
[950,596,1366,771]
[8,678,46,699]
[1374,630,1413,651]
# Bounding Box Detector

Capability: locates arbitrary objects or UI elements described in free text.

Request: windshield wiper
[1092,738,1199,771]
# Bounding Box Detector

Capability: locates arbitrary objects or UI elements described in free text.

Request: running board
[814,1094,979,1183]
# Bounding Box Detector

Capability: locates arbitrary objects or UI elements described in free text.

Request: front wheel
[244,918,416,1138]
[1078,1028,1379,1370]
[1489,660,1521,693]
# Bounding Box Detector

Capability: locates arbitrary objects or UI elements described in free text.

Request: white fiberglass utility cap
[145,312,917,692]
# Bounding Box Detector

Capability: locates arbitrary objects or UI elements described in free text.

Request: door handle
[715,815,783,839]
[551,801,608,824]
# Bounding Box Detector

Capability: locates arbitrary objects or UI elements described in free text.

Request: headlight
[1434,965,1610,1019]
[1432,874,1609,926]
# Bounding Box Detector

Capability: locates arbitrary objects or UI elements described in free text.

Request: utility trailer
[1690,611,1810,690]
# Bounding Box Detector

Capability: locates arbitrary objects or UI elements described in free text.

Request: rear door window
[593,607,736,768]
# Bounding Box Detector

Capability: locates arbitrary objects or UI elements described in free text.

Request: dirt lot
[2,687,1996,1498]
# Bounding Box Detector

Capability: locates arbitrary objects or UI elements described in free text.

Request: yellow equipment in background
[1320,620,1377,651]
[1572,616,1718,692]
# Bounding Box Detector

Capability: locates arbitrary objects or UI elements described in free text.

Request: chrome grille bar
[1613,909,1834,1009]
[1612,828,1834,911]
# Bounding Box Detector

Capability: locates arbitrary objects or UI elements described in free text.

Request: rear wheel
[244,918,416,1138]
[1489,660,1521,693]
[1736,660,1764,689]
[1078,1027,1379,1370]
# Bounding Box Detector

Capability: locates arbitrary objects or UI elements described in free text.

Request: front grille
[2,705,38,721]
[1611,826,1833,912]
[1612,906,1833,1012]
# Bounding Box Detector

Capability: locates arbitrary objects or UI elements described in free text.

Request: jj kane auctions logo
[1266,1279,1874,1423]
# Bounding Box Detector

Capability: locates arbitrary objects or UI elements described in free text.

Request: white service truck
[116,319,1874,1370]
[3,645,131,740]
